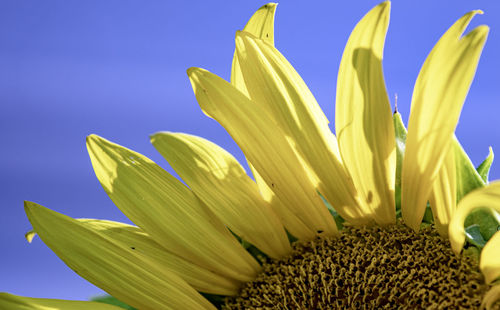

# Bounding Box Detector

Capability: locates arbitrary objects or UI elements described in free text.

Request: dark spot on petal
[367,190,373,203]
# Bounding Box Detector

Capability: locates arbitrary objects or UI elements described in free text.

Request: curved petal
[24,202,216,310]
[86,135,260,282]
[336,1,396,225]
[188,67,338,239]
[0,293,123,310]
[449,181,500,254]
[429,145,456,236]
[79,219,241,295]
[402,11,488,231]
[151,132,291,258]
[481,285,500,310]
[481,230,500,284]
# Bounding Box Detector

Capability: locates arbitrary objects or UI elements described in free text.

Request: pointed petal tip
[186,67,196,76]
[149,131,172,143]
[23,201,37,212]
[150,132,182,148]
[187,67,211,82]
[86,134,104,146]
[370,1,390,13]
[262,3,278,9]
[187,67,205,77]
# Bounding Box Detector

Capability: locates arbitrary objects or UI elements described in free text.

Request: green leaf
[91,296,136,310]
[464,224,487,248]
[393,112,407,216]
[453,137,485,201]
[476,146,494,183]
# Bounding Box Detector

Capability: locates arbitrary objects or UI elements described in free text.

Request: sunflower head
[2,2,500,310]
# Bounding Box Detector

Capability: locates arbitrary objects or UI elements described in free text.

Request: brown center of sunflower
[224,224,491,309]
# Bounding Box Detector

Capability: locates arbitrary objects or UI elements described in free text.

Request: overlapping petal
[26,219,240,295]
[151,132,291,258]
[402,11,488,231]
[79,219,241,295]
[0,293,123,310]
[336,1,396,225]
[230,3,286,226]
[234,30,368,225]
[449,181,500,253]
[188,67,338,239]
[86,135,260,282]
[24,202,216,310]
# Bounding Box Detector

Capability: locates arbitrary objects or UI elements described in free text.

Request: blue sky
[1,0,500,301]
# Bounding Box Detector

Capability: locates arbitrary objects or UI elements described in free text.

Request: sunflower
[2,1,500,309]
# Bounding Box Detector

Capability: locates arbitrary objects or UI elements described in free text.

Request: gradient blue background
[1,0,499,301]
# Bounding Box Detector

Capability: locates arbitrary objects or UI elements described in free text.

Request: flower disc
[224,225,493,309]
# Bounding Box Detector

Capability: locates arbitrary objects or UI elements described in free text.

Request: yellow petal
[151,132,291,258]
[335,1,395,225]
[231,3,277,96]
[24,202,216,310]
[230,3,281,217]
[449,181,500,253]
[429,145,456,236]
[234,30,368,225]
[86,135,260,282]
[481,230,500,284]
[79,219,241,295]
[402,11,488,231]
[188,67,338,239]
[481,285,500,310]
[0,293,123,310]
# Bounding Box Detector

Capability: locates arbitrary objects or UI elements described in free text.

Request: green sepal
[319,192,345,230]
[200,293,226,309]
[453,138,486,201]
[285,229,298,243]
[422,203,434,224]
[393,111,407,216]
[229,230,269,265]
[476,146,494,183]
[464,224,487,248]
